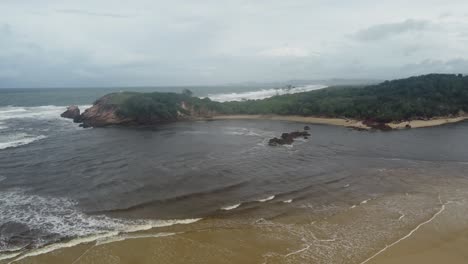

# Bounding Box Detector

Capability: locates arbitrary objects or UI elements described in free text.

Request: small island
[63,74,468,130]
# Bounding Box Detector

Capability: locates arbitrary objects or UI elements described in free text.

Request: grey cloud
[353,19,431,41]
[0,24,12,36]
[392,59,468,78]
[56,9,134,18]
[1,1,468,87]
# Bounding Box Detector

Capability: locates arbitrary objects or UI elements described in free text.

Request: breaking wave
[207,84,326,102]
[0,105,90,150]
[0,190,201,259]
[0,134,47,150]
[0,105,88,122]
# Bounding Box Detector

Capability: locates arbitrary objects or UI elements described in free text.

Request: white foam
[207,84,327,102]
[283,199,293,203]
[398,213,405,221]
[221,203,241,210]
[360,199,370,204]
[0,190,201,258]
[222,127,273,138]
[0,134,47,150]
[285,244,311,257]
[258,195,275,202]
[0,252,22,261]
[343,184,350,188]
[9,232,119,263]
[96,232,177,246]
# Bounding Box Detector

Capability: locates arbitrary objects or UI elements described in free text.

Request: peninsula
[64,74,468,130]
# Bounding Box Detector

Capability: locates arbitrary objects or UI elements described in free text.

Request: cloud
[1,1,468,87]
[0,24,12,36]
[353,19,431,41]
[398,59,468,76]
[56,9,133,18]
[258,47,316,58]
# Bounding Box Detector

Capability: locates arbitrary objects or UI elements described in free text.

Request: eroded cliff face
[79,94,133,127]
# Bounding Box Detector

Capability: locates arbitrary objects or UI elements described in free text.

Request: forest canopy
[110,74,468,122]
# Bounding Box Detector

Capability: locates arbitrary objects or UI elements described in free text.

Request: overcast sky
[1,0,468,88]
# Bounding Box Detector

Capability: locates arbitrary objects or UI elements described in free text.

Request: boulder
[61,106,80,120]
[304,125,310,130]
[268,131,310,146]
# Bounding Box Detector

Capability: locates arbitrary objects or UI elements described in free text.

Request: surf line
[359,196,450,264]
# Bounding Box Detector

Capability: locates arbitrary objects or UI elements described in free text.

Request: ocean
[1,86,468,263]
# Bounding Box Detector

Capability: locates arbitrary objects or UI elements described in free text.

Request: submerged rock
[304,125,310,130]
[268,131,310,146]
[60,106,80,120]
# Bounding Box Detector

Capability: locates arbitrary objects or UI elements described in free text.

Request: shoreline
[209,115,468,130]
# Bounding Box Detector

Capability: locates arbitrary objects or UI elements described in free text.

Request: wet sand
[364,198,468,264]
[211,115,468,130]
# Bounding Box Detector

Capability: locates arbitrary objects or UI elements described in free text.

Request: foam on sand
[283,199,293,203]
[359,197,451,264]
[96,232,177,246]
[0,252,22,262]
[360,199,370,204]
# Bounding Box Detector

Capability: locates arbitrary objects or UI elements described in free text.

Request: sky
[1,0,468,88]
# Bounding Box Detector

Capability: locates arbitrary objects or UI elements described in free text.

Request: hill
[72,74,468,128]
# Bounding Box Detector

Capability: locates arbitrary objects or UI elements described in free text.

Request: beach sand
[388,116,468,129]
[7,188,468,264]
[211,115,368,129]
[364,198,468,264]
[211,115,468,130]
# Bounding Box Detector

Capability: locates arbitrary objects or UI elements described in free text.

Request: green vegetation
[217,74,468,122]
[107,90,221,122]
[106,74,468,123]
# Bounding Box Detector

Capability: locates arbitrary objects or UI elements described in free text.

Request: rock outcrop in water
[73,92,217,128]
[268,131,310,146]
[60,106,81,121]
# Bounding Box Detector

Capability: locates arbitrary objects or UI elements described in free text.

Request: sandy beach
[211,115,468,130]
